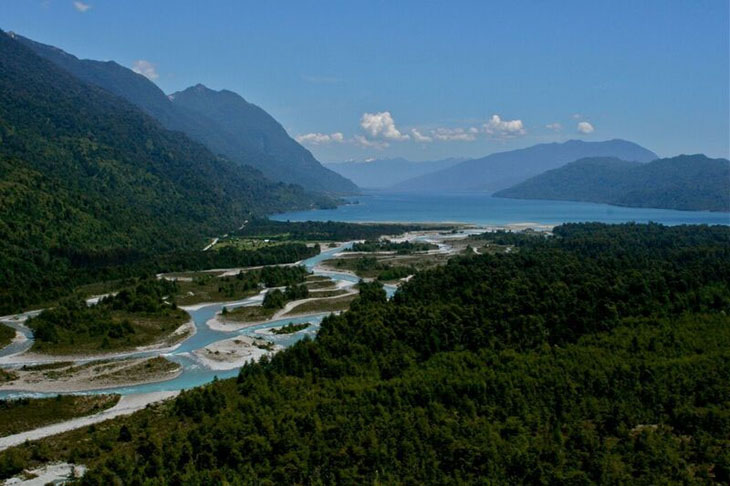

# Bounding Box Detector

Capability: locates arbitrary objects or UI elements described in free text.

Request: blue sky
[2,0,728,162]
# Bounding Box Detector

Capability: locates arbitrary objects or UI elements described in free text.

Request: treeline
[349,239,437,253]
[0,243,318,314]
[234,218,451,241]
[5,223,729,485]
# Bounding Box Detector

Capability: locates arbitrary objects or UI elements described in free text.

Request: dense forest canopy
[0,31,332,314]
[3,223,725,485]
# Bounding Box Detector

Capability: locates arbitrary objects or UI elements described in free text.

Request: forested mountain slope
[495,155,730,211]
[0,29,329,312]
[169,84,358,194]
[6,223,726,485]
[13,33,357,194]
[392,139,658,193]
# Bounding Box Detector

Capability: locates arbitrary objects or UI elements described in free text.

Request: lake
[274,192,730,226]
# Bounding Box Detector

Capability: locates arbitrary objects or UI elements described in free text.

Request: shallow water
[0,244,370,399]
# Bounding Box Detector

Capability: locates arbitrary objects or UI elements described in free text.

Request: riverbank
[0,391,179,452]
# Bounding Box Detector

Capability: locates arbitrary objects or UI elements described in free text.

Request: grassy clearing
[174,277,259,306]
[323,251,448,280]
[213,238,281,251]
[0,324,14,348]
[0,394,120,437]
[88,357,179,385]
[283,294,357,316]
[309,289,350,298]
[20,362,74,372]
[306,279,337,290]
[223,306,276,323]
[0,368,17,383]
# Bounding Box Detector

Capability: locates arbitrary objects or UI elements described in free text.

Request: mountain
[13,33,357,194]
[391,139,658,193]
[168,84,358,193]
[325,157,466,189]
[0,29,330,310]
[495,155,730,212]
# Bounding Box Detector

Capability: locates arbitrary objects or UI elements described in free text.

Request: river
[0,243,396,400]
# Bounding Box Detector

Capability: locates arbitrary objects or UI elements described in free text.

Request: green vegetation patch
[175,265,310,306]
[283,294,357,316]
[0,324,14,348]
[235,218,457,241]
[26,279,187,355]
[348,239,438,254]
[271,322,310,335]
[223,305,277,324]
[0,394,119,438]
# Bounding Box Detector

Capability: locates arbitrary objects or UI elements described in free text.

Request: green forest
[2,223,727,485]
[0,30,332,315]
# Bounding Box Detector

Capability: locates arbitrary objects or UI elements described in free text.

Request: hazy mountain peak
[391,139,658,193]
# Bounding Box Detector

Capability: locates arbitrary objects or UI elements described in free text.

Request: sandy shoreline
[0,356,182,394]
[193,335,279,370]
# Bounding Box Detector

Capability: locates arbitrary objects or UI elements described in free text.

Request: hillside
[495,155,730,212]
[169,84,358,193]
[0,29,330,311]
[325,157,466,188]
[13,33,357,194]
[391,139,658,193]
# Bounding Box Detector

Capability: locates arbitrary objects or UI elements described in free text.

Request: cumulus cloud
[410,128,432,143]
[295,132,345,145]
[432,127,478,142]
[545,123,562,132]
[73,1,91,12]
[360,112,410,141]
[577,121,595,134]
[484,115,526,138]
[132,60,159,80]
[572,113,583,119]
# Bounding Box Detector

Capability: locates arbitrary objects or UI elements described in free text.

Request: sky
[2,0,728,162]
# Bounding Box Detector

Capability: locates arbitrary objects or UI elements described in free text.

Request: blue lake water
[273,192,730,226]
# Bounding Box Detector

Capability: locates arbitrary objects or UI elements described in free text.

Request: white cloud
[360,111,410,141]
[577,121,595,134]
[132,60,159,80]
[572,113,583,119]
[295,132,345,145]
[484,115,526,138]
[410,128,432,143]
[353,135,389,149]
[545,123,562,132]
[73,1,91,12]
[432,127,477,142]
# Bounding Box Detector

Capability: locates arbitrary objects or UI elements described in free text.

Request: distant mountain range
[13,33,357,194]
[495,155,730,212]
[325,157,467,188]
[391,139,659,193]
